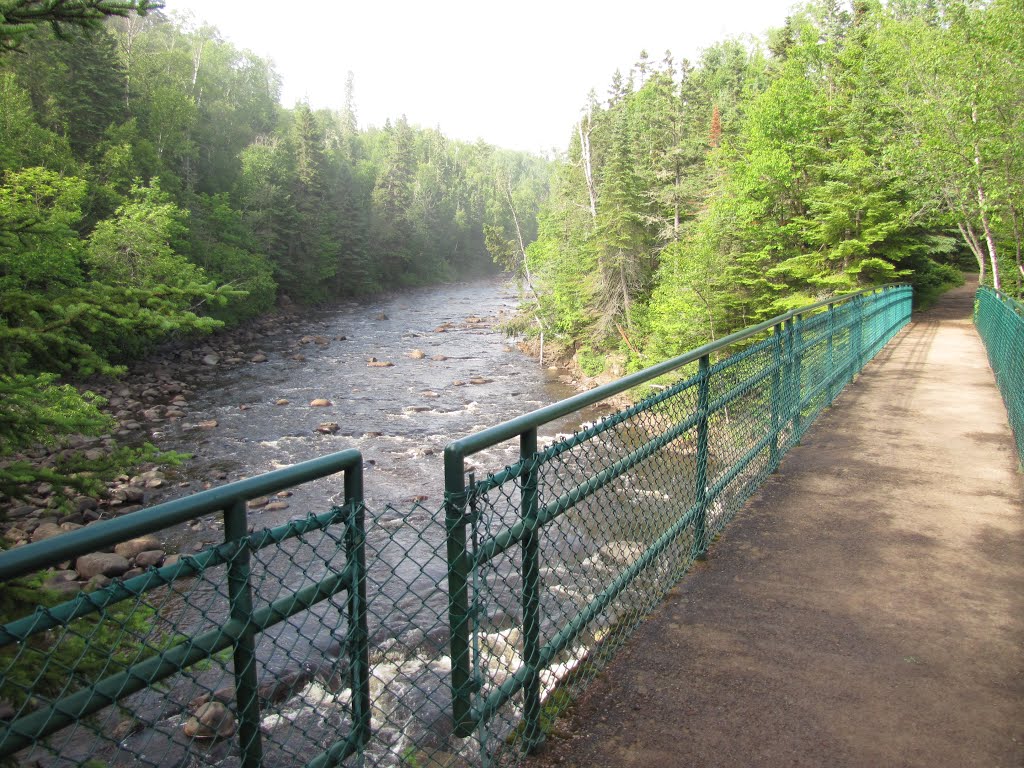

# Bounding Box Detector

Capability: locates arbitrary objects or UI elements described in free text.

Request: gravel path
[529,278,1024,768]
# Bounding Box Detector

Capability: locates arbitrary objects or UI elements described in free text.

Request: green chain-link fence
[0,451,370,768]
[0,285,913,768]
[442,284,911,765]
[975,286,1024,466]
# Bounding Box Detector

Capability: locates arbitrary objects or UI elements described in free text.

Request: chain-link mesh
[0,286,915,768]
[975,287,1024,465]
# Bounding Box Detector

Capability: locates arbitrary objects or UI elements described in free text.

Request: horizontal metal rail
[445,284,907,459]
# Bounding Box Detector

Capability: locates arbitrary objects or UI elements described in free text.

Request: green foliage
[0,166,87,290]
[0,373,111,452]
[576,347,606,377]
[529,0,1016,364]
[0,0,160,51]
[0,370,188,498]
[0,572,169,720]
[0,10,550,500]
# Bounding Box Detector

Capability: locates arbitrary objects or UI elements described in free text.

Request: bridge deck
[530,279,1024,768]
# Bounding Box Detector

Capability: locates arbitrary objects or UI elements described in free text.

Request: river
[95,278,609,767]
[30,277,704,767]
[158,277,584,531]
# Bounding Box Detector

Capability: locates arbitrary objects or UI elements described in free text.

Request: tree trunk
[505,181,544,316]
[957,220,986,286]
[579,106,598,222]
[977,184,1001,291]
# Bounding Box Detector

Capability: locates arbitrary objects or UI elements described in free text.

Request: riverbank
[0,278,594,588]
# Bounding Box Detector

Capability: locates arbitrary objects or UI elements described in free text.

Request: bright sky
[166,0,798,155]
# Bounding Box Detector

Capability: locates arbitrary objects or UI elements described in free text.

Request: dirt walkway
[530,279,1024,768]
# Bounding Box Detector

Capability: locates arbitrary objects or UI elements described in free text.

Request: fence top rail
[0,448,363,582]
[446,283,911,460]
[977,285,1024,313]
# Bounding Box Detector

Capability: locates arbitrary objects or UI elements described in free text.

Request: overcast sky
[166,0,798,154]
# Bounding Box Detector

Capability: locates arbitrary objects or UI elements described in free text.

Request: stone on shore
[114,535,162,560]
[75,553,131,579]
[134,550,165,568]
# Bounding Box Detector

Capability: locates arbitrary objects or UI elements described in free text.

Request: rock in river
[183,701,236,740]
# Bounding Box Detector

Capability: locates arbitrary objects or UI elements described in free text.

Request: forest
[516,0,1022,376]
[0,0,1022,497]
[0,0,547,495]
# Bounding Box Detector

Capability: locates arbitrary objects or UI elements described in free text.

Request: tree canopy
[524,0,1019,375]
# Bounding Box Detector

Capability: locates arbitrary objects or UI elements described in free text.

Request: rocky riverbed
[0,278,599,590]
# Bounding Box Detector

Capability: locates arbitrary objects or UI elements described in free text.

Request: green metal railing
[0,450,369,768]
[975,286,1024,465]
[444,284,912,758]
[0,285,915,768]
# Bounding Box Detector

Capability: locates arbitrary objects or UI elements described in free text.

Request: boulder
[309,398,332,407]
[134,550,165,568]
[250,353,268,363]
[30,523,64,542]
[407,349,426,359]
[316,422,340,434]
[202,354,220,366]
[76,553,130,579]
[183,701,236,740]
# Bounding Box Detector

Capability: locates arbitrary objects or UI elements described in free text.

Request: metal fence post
[792,314,804,438]
[224,499,263,768]
[769,324,783,470]
[344,462,371,756]
[520,428,543,749]
[826,304,836,405]
[445,447,474,738]
[854,295,864,370]
[783,317,796,438]
[693,354,711,559]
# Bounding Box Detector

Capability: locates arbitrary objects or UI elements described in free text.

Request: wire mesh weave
[975,287,1024,465]
[0,286,916,768]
